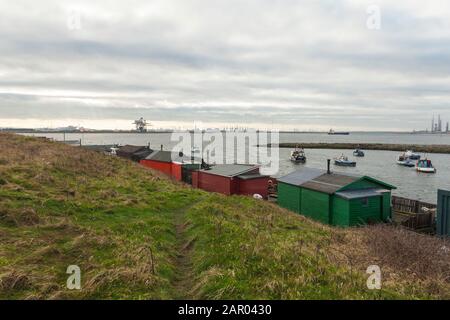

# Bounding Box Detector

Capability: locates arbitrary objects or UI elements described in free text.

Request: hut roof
[277,167,395,195]
[335,188,391,200]
[117,145,146,155]
[237,173,269,180]
[302,173,359,194]
[131,149,154,161]
[276,167,325,186]
[144,150,197,164]
[200,164,258,177]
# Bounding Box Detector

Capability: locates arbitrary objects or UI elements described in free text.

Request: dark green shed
[277,168,396,227]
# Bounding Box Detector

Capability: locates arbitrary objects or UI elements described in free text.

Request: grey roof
[335,188,391,200]
[132,149,154,160]
[237,173,269,180]
[144,150,196,163]
[278,167,363,194]
[200,164,258,177]
[302,172,360,194]
[117,145,146,154]
[277,167,325,186]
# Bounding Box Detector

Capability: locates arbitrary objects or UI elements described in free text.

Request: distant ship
[328,129,350,135]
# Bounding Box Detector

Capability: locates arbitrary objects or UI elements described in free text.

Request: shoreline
[271,143,450,154]
[4,129,450,134]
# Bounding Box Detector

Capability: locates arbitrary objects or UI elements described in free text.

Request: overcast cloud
[1,0,450,130]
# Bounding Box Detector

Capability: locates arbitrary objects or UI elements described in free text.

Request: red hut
[191,164,270,198]
[140,150,194,181]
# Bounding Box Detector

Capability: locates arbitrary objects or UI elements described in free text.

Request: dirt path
[171,200,202,299]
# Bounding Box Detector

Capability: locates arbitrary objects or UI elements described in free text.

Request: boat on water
[290,146,306,163]
[334,154,356,167]
[416,159,436,173]
[353,149,365,157]
[328,129,350,135]
[405,150,421,160]
[396,153,415,167]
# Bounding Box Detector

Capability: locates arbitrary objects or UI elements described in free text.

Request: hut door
[181,167,192,185]
[437,189,450,237]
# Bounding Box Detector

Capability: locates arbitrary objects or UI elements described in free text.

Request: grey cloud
[0,0,449,130]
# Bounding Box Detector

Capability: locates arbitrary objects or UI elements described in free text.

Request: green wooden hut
[277,167,396,227]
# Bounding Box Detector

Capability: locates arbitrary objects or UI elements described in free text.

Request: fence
[392,196,437,230]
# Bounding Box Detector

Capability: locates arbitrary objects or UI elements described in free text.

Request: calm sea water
[23,132,450,203]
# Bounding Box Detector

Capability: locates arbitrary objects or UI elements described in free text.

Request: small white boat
[396,153,415,167]
[416,159,436,173]
[334,154,356,167]
[405,150,421,160]
[290,147,306,163]
[353,149,365,157]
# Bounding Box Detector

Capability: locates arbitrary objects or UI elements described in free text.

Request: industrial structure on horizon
[133,117,150,133]
[431,115,449,133]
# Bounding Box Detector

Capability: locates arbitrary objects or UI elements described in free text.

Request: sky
[1,0,450,131]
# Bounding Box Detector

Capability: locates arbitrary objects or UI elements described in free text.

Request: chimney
[327,159,331,174]
[147,142,151,149]
[160,144,163,151]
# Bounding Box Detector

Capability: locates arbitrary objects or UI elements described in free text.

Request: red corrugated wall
[196,171,232,195]
[171,163,182,181]
[237,177,270,198]
[140,160,182,181]
[192,171,199,188]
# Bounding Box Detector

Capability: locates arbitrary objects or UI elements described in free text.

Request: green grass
[0,133,448,299]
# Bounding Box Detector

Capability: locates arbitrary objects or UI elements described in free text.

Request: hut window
[361,197,369,207]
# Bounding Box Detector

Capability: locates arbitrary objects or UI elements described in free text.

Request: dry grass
[0,208,41,227]
[1,132,449,299]
[327,225,450,298]
[0,271,33,292]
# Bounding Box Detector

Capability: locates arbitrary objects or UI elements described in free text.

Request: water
[22,132,450,203]
[24,131,450,146]
[280,132,450,145]
[278,149,450,204]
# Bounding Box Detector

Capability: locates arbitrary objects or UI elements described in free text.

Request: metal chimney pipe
[160,144,163,151]
[327,159,331,174]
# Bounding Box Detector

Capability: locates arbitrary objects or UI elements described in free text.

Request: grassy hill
[0,133,449,299]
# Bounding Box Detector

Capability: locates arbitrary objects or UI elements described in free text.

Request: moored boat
[334,154,356,167]
[290,146,306,163]
[353,149,365,157]
[416,159,436,173]
[396,153,415,167]
[405,150,421,160]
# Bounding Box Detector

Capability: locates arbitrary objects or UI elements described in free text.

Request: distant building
[133,117,149,133]
[431,114,448,133]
